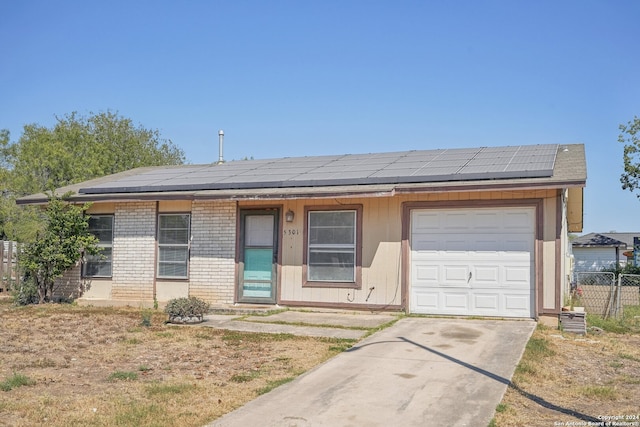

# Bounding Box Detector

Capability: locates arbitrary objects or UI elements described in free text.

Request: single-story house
[572,232,639,272]
[18,143,586,321]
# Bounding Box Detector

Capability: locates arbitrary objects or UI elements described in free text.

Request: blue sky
[1,1,639,234]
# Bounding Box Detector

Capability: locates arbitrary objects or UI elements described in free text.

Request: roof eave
[16,178,585,205]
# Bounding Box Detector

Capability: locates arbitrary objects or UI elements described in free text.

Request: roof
[17,143,587,204]
[572,232,640,248]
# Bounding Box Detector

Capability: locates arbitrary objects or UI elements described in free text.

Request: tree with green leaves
[0,129,9,185]
[1,111,185,241]
[5,111,185,195]
[0,129,25,240]
[19,195,99,304]
[619,116,640,199]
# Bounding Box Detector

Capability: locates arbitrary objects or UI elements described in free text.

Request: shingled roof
[573,233,639,248]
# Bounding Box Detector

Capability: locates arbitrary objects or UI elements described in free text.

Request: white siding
[573,247,622,272]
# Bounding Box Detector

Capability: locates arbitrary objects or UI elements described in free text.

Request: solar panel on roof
[78,144,559,194]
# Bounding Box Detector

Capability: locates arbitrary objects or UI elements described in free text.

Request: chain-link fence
[574,272,640,320]
[575,272,615,317]
[618,274,640,322]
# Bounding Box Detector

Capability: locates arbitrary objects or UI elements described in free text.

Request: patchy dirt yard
[494,325,640,427]
[0,298,352,427]
[3,297,640,427]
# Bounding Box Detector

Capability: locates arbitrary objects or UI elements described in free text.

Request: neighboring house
[572,232,639,272]
[18,143,586,322]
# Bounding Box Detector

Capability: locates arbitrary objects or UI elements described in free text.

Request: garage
[410,206,535,318]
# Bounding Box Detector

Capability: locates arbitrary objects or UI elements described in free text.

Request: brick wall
[53,200,238,305]
[189,200,237,304]
[54,263,82,301]
[111,202,156,300]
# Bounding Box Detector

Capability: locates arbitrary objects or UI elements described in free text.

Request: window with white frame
[157,214,190,279]
[83,215,114,278]
[306,209,359,284]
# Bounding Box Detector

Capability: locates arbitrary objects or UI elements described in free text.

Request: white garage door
[410,207,535,318]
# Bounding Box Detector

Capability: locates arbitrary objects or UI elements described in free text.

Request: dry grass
[0,298,353,427]
[492,325,640,427]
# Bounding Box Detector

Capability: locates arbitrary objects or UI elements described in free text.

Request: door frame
[236,207,281,304]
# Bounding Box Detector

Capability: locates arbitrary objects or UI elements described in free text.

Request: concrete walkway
[202,310,399,340]
[208,317,535,427]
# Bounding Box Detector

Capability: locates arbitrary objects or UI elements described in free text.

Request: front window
[157,214,190,279]
[305,207,361,287]
[83,215,114,278]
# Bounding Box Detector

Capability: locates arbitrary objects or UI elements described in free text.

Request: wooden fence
[1,240,21,293]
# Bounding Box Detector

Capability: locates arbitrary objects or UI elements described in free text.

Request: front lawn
[0,298,353,426]
[492,317,640,426]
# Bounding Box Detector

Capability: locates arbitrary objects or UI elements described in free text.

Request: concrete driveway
[209,317,535,427]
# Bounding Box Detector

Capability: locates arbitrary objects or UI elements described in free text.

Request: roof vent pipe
[217,130,224,164]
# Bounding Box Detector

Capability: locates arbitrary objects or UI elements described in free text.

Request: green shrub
[601,263,640,278]
[164,296,210,323]
[140,309,153,327]
[11,275,38,306]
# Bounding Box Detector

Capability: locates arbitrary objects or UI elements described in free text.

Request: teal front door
[239,210,278,303]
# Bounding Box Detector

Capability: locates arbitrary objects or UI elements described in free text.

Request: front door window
[239,210,278,302]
